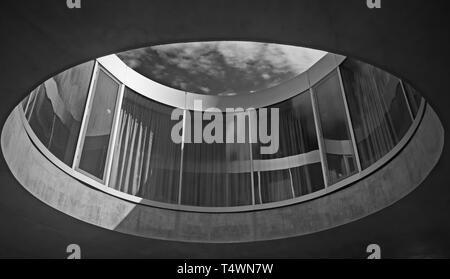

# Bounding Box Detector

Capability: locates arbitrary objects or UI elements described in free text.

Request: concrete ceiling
[0,0,449,258]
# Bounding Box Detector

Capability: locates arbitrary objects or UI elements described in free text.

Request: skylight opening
[117,41,327,96]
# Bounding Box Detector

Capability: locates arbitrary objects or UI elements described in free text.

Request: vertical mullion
[399,79,415,121]
[178,107,187,205]
[26,87,39,120]
[309,87,329,188]
[104,83,125,187]
[72,61,99,170]
[48,114,56,149]
[288,168,295,198]
[258,171,263,204]
[337,67,362,173]
[23,89,34,115]
[247,109,256,205]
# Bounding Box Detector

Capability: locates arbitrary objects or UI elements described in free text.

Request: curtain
[314,70,357,184]
[109,88,181,204]
[252,90,318,159]
[291,163,325,197]
[340,59,412,169]
[258,169,293,203]
[180,111,253,207]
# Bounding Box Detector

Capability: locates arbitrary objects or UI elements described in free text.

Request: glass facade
[109,88,182,203]
[291,163,325,196]
[252,90,318,159]
[181,111,253,206]
[258,169,293,203]
[403,81,422,118]
[340,59,413,169]
[22,61,95,166]
[314,70,358,184]
[76,69,121,181]
[21,57,423,209]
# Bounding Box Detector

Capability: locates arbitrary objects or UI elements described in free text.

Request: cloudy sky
[117,41,326,96]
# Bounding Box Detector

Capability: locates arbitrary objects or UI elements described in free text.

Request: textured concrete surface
[0,0,450,258]
[1,103,444,242]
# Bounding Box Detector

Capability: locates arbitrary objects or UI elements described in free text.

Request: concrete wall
[1,104,444,243]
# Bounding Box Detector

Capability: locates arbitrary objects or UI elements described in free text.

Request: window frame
[73,63,124,184]
[17,56,426,212]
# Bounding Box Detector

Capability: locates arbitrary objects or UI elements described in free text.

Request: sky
[117,41,326,96]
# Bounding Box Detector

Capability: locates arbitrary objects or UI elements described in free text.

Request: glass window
[290,163,325,197]
[402,81,422,118]
[77,69,120,180]
[182,171,253,207]
[252,90,318,159]
[253,172,262,205]
[109,88,182,203]
[340,59,413,169]
[181,111,253,207]
[21,93,30,112]
[23,61,95,166]
[259,169,293,203]
[314,70,358,184]
[22,58,420,208]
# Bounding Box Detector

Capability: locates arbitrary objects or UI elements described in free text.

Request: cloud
[117,41,327,95]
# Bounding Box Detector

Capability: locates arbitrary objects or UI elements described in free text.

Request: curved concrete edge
[1,104,444,243]
[96,53,343,111]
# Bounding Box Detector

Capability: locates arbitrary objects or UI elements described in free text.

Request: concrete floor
[0,0,450,258]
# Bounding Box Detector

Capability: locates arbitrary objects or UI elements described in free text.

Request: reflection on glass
[252,90,318,159]
[109,88,181,203]
[340,59,413,169]
[181,111,253,207]
[77,70,119,180]
[253,165,324,204]
[22,61,94,166]
[253,172,262,204]
[403,82,422,118]
[21,56,422,208]
[259,169,293,203]
[314,70,357,184]
[291,163,325,196]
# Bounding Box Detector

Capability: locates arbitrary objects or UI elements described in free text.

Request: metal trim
[337,67,362,172]
[400,79,415,121]
[105,83,125,187]
[74,65,123,184]
[309,86,329,188]
[72,61,99,169]
[96,53,338,111]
